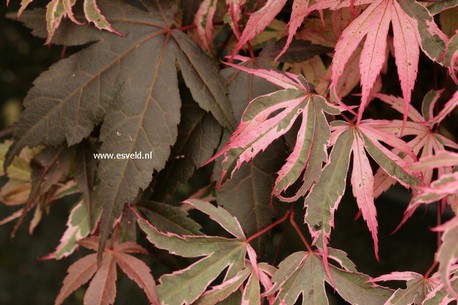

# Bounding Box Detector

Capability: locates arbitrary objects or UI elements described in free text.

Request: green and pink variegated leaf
[266,250,391,305]
[330,0,432,122]
[225,0,245,38]
[194,0,218,52]
[232,0,287,56]
[17,0,121,43]
[209,66,339,197]
[371,271,442,305]
[305,127,353,258]
[372,92,458,203]
[195,268,252,305]
[44,199,101,260]
[83,0,122,35]
[398,0,448,63]
[185,199,245,240]
[306,120,419,259]
[411,172,458,206]
[136,199,281,305]
[351,131,378,259]
[437,219,458,300]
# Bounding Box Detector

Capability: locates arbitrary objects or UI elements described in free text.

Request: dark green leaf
[142,201,202,235]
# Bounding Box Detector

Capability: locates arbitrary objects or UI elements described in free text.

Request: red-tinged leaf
[391,0,420,120]
[376,94,424,123]
[194,0,217,52]
[78,235,100,251]
[330,0,445,122]
[83,0,122,35]
[210,68,339,198]
[331,0,388,119]
[232,0,287,56]
[84,250,117,305]
[55,253,98,305]
[357,0,391,122]
[275,96,335,201]
[358,124,419,188]
[56,236,158,305]
[209,89,304,185]
[225,0,245,38]
[276,0,311,61]
[371,271,439,305]
[115,241,148,254]
[224,59,299,89]
[284,0,372,41]
[436,218,458,300]
[114,252,160,305]
[423,283,457,305]
[410,151,458,171]
[411,172,458,206]
[427,91,458,126]
[136,201,277,305]
[351,132,378,259]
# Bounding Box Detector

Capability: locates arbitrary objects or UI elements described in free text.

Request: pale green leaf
[138,218,242,257]
[156,246,246,305]
[185,199,246,239]
[195,268,251,305]
[305,128,354,241]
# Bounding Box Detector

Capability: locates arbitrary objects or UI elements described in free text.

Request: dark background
[0,1,456,305]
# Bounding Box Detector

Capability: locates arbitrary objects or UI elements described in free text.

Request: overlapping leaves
[209,61,340,199]
[267,250,392,305]
[305,119,419,260]
[5,0,235,251]
[55,236,159,305]
[137,199,271,305]
[8,0,122,43]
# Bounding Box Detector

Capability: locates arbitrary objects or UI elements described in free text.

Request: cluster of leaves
[1,0,458,304]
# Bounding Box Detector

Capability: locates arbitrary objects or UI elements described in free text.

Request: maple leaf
[305,120,419,260]
[217,59,284,249]
[266,250,392,305]
[141,200,203,235]
[0,145,79,235]
[11,0,122,43]
[437,218,458,300]
[371,271,443,305]
[43,199,102,260]
[152,93,223,202]
[6,0,236,253]
[372,92,458,222]
[409,151,458,207]
[194,0,218,52]
[55,236,160,305]
[279,0,448,122]
[209,63,340,200]
[137,199,273,305]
